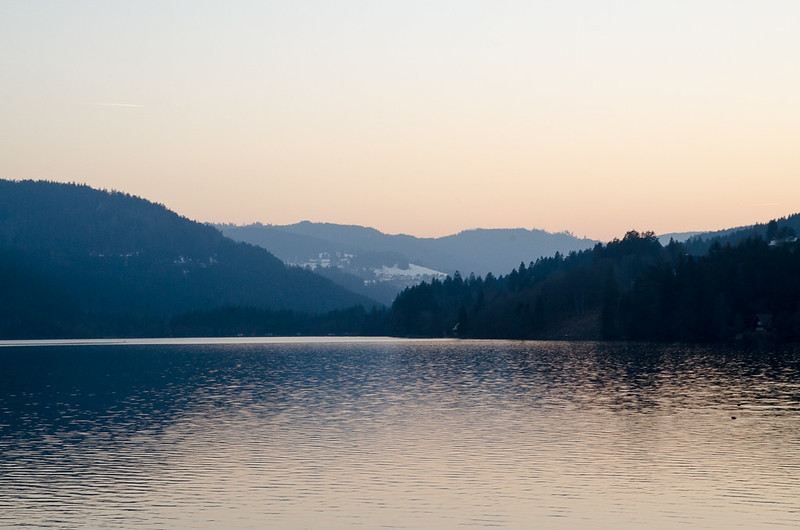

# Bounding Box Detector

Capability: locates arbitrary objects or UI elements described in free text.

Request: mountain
[217,222,599,303]
[431,228,598,274]
[657,231,703,245]
[0,180,376,338]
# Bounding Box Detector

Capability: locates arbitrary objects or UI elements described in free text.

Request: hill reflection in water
[1,340,799,527]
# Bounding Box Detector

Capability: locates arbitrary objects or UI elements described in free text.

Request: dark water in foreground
[1,338,799,528]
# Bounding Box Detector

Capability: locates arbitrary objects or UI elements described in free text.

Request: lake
[1,338,798,528]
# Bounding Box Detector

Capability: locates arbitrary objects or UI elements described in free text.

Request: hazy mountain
[218,222,601,276]
[217,222,600,302]
[429,228,599,275]
[657,231,703,245]
[0,180,376,338]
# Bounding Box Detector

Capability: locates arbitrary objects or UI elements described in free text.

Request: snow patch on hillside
[374,263,447,281]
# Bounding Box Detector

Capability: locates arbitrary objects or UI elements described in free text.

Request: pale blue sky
[2,1,799,239]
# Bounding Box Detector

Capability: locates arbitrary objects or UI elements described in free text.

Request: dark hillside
[683,213,800,254]
[390,230,800,342]
[0,180,376,338]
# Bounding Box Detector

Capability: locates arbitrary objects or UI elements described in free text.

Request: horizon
[211,216,743,242]
[3,1,799,242]
[4,176,795,242]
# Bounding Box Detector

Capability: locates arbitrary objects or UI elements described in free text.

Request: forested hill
[390,229,800,342]
[0,180,376,338]
[682,213,800,254]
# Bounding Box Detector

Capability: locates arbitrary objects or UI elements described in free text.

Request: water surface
[1,339,798,528]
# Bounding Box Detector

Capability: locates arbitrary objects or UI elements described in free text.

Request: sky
[2,1,799,241]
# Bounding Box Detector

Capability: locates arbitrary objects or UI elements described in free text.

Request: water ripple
[1,340,799,527]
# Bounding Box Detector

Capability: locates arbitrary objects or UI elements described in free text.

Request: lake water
[1,338,799,528]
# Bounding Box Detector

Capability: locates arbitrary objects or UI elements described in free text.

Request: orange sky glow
[2,1,799,241]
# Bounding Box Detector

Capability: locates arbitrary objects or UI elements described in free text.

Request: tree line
[388,230,800,342]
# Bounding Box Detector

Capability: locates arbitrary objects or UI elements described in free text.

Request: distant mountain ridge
[0,180,376,338]
[217,222,600,303]
[219,221,601,275]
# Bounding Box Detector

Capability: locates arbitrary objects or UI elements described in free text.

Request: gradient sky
[2,1,799,240]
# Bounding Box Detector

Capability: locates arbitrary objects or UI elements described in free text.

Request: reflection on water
[1,340,799,528]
